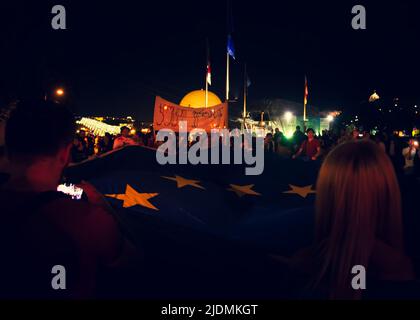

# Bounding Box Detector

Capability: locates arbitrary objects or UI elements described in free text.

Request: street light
[56,88,65,97]
[327,115,334,122]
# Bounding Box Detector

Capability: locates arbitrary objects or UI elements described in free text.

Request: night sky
[1,0,419,121]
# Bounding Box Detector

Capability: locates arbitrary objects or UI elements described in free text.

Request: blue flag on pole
[227,34,235,60]
[247,75,251,88]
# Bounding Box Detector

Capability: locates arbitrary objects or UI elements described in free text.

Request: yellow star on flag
[161,175,205,190]
[106,184,159,210]
[283,185,316,198]
[227,184,261,197]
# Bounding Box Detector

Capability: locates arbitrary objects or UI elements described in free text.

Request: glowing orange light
[56,88,64,96]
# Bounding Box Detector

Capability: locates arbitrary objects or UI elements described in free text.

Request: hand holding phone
[57,183,84,200]
[76,181,110,207]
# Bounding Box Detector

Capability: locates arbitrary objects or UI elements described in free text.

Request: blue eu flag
[227,35,235,60]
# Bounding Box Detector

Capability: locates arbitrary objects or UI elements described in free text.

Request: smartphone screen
[57,184,84,200]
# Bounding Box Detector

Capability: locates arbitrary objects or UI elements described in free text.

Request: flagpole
[304,76,307,124]
[226,0,230,102]
[205,75,209,108]
[243,64,247,132]
[226,51,230,102]
[206,38,210,108]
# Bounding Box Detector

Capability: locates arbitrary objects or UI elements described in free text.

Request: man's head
[5,100,75,180]
[307,128,315,139]
[120,126,130,138]
[296,126,301,132]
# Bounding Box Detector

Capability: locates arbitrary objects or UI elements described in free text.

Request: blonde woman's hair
[314,140,403,299]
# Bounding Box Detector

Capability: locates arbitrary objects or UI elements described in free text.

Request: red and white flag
[207,62,212,86]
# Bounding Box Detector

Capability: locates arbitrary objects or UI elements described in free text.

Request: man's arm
[292,141,305,159]
[127,138,138,146]
[292,148,303,159]
[312,141,321,160]
[113,138,122,150]
[312,146,321,160]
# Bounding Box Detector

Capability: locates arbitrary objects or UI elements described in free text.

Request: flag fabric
[304,76,309,106]
[66,146,318,252]
[65,146,320,298]
[206,64,211,86]
[227,34,235,60]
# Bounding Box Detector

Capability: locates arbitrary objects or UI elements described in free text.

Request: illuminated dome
[180,89,222,108]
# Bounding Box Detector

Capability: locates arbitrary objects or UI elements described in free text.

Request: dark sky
[1,0,420,121]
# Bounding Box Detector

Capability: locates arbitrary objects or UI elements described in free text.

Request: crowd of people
[1,100,419,299]
[264,125,420,177]
[71,125,155,163]
[72,121,420,184]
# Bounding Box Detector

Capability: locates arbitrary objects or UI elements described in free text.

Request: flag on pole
[227,0,235,60]
[206,39,212,86]
[227,35,236,60]
[304,76,309,106]
[207,64,212,86]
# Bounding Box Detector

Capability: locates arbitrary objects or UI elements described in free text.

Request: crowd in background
[72,123,420,181]
[71,125,155,163]
[264,126,420,177]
